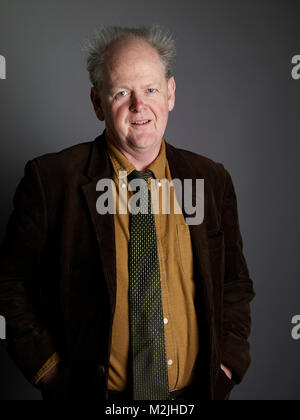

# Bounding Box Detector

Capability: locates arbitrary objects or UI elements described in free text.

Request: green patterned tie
[128,170,170,400]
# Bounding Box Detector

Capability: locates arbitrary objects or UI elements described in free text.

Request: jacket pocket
[207,231,224,272]
[214,368,235,400]
[176,223,194,279]
[207,230,224,250]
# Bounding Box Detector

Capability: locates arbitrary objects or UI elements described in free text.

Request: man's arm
[220,168,255,384]
[0,160,59,386]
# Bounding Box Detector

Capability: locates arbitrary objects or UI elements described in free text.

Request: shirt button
[168,360,173,366]
[157,181,162,187]
[164,318,169,325]
[121,183,127,189]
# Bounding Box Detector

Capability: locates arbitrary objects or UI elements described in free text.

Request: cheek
[153,101,169,123]
[111,104,129,127]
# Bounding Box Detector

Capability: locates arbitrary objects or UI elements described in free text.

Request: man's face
[91,38,176,154]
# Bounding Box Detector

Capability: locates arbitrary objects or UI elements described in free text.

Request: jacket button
[97,365,106,377]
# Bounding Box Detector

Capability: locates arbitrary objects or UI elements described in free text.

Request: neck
[123,146,161,171]
[108,133,162,171]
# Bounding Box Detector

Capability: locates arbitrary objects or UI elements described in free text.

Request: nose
[129,92,147,113]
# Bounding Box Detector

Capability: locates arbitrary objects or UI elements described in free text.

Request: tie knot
[128,170,154,182]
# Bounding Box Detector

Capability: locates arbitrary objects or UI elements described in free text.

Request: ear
[90,87,105,121]
[167,77,176,112]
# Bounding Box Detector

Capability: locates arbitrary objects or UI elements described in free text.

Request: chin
[129,134,160,149]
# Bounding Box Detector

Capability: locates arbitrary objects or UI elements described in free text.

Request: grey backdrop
[0,0,300,400]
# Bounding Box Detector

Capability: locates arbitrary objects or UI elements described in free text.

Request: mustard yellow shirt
[106,136,199,392]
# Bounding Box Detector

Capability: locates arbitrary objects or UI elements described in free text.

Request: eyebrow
[108,82,161,93]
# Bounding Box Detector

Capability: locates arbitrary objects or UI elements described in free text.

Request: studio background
[0,0,299,400]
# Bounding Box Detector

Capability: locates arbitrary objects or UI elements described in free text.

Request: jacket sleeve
[0,159,58,385]
[220,168,255,384]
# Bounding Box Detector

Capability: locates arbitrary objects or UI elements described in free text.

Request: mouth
[131,119,152,127]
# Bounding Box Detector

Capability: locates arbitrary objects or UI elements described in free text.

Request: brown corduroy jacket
[0,131,255,400]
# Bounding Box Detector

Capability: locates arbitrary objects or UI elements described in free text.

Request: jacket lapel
[81,132,117,314]
[165,141,213,321]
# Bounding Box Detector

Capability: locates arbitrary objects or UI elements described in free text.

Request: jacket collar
[85,131,112,181]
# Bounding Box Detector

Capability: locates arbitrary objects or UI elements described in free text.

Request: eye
[147,88,157,94]
[116,91,128,98]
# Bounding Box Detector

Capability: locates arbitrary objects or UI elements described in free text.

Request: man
[0,25,255,400]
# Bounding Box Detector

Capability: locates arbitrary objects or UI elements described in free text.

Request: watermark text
[291,55,300,80]
[95,173,204,226]
[0,54,6,80]
[291,315,300,340]
[0,315,6,340]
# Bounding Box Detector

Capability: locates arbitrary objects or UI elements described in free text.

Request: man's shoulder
[34,140,93,166]
[166,142,226,180]
[30,139,96,181]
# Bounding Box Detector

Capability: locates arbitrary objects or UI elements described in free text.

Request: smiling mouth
[131,120,152,126]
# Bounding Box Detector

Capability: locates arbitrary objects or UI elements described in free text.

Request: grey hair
[83,25,176,91]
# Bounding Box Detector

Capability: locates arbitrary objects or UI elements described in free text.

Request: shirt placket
[150,177,178,391]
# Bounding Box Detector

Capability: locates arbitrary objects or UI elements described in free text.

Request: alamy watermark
[0,54,6,80]
[291,315,300,340]
[291,55,300,80]
[95,173,204,226]
[0,315,6,340]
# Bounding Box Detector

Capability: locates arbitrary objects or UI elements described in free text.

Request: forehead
[103,38,166,87]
